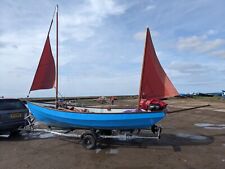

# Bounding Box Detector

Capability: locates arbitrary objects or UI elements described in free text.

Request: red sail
[30,36,55,91]
[139,28,178,100]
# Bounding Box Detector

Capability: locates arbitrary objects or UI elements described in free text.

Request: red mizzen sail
[139,28,178,100]
[30,36,55,92]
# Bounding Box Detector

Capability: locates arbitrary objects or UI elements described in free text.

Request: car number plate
[10,113,22,119]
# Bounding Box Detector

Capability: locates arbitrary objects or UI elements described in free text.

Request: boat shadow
[97,133,214,152]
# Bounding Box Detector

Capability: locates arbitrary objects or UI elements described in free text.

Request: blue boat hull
[27,102,166,130]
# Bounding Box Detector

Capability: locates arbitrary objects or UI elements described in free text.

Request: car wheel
[10,129,20,137]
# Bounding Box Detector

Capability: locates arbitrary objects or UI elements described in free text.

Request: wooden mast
[56,5,59,108]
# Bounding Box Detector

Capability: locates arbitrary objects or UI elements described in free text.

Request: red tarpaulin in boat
[30,36,55,91]
[139,28,178,100]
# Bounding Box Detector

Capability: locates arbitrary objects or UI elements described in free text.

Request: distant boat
[27,6,178,130]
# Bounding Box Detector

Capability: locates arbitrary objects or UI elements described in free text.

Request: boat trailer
[21,114,162,150]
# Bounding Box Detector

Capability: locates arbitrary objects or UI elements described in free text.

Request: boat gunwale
[27,102,166,115]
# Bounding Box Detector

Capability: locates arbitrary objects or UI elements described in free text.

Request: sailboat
[27,6,178,130]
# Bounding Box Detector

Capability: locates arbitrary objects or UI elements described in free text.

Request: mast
[56,4,59,108]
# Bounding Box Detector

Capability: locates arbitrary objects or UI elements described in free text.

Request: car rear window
[0,99,26,110]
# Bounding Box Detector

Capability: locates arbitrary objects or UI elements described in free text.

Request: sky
[0,0,225,98]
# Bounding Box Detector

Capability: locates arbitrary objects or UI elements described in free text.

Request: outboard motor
[139,98,167,111]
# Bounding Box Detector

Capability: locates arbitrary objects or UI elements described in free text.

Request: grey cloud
[176,35,225,59]
[0,41,17,49]
[8,67,33,74]
[0,41,7,48]
[169,62,208,74]
[210,50,225,59]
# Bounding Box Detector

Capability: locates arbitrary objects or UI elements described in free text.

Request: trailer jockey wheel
[81,134,96,150]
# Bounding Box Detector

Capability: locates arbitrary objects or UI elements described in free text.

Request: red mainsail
[139,28,178,100]
[30,36,55,91]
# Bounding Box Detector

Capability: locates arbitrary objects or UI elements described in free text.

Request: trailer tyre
[81,134,96,150]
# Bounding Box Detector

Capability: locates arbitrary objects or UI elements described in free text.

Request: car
[0,99,28,135]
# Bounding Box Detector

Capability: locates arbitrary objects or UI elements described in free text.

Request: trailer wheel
[81,134,96,150]
[151,125,158,134]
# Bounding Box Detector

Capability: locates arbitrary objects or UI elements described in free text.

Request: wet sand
[0,97,225,169]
